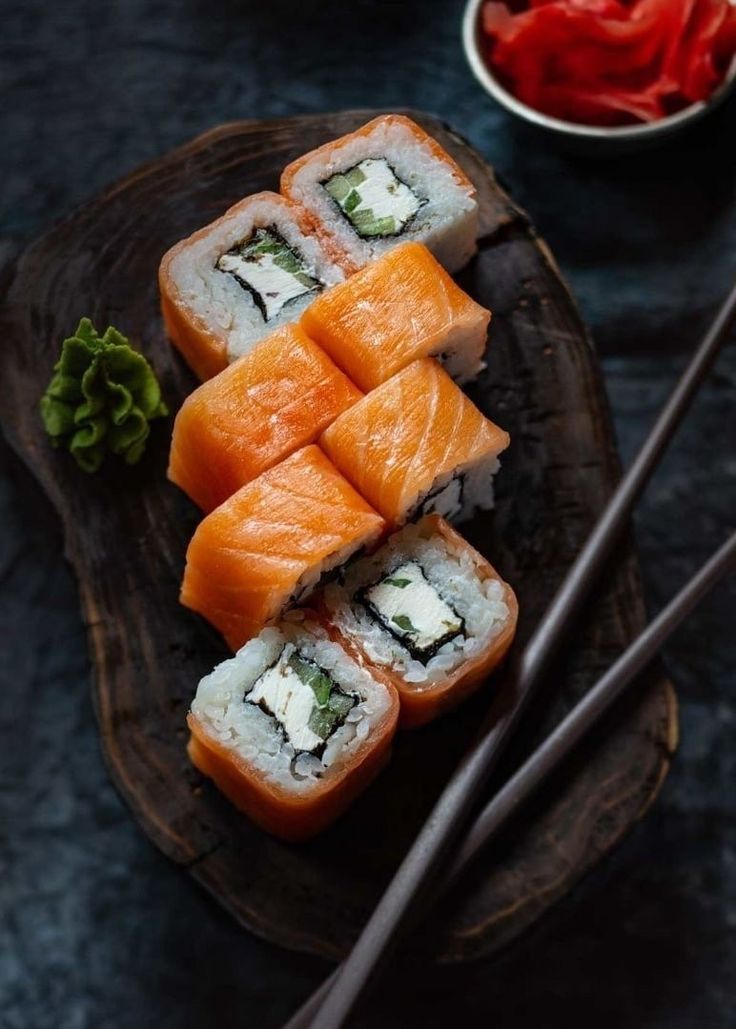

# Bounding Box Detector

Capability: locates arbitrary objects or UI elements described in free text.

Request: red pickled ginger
[481,0,736,125]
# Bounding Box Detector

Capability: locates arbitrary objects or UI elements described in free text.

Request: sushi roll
[319,358,509,529]
[159,191,349,381]
[320,516,517,727]
[168,324,362,513]
[300,242,490,391]
[281,115,478,274]
[180,446,385,650]
[188,618,400,839]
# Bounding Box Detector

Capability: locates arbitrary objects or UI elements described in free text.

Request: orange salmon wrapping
[187,709,397,841]
[320,358,509,529]
[168,324,362,512]
[180,446,386,650]
[301,242,490,391]
[186,616,400,840]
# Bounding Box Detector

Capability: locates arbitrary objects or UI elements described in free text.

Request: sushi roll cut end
[159,191,348,380]
[215,226,321,322]
[320,515,518,727]
[358,561,465,663]
[187,621,400,839]
[323,158,424,239]
[246,647,357,756]
[281,115,479,273]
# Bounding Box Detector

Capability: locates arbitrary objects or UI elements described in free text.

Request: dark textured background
[1,2,734,1027]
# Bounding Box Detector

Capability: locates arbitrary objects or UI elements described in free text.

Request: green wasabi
[40,318,168,473]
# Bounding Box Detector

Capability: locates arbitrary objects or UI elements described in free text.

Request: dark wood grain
[0,110,677,963]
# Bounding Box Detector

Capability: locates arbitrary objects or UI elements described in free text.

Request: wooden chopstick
[289,279,736,1029]
[444,530,736,879]
[285,531,736,1029]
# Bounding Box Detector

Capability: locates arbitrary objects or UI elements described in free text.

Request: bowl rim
[462,0,736,141]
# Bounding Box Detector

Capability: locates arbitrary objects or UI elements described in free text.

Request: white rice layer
[191,622,392,793]
[166,193,346,362]
[323,521,510,687]
[285,120,478,273]
[289,531,384,609]
[438,328,487,386]
[404,454,501,526]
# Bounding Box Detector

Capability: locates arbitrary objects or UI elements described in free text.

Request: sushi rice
[160,191,347,369]
[323,520,511,687]
[191,622,394,791]
[281,115,478,273]
[406,454,502,524]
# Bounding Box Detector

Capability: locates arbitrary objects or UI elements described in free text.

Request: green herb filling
[288,653,357,742]
[323,158,423,239]
[216,227,321,321]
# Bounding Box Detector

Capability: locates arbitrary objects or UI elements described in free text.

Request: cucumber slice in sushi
[324,159,423,239]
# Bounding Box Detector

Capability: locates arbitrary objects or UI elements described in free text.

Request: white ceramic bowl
[462,0,736,150]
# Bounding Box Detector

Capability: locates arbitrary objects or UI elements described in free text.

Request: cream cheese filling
[247,649,324,752]
[363,561,463,653]
[324,158,423,237]
[216,226,321,321]
[217,251,315,320]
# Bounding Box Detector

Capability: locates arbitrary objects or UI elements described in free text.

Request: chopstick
[285,532,736,1029]
[290,279,736,1029]
[445,530,736,878]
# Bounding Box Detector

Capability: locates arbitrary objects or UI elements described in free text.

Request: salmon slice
[168,325,362,513]
[320,358,509,528]
[180,445,386,650]
[300,242,490,391]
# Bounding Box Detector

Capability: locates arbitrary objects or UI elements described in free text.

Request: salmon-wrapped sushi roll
[281,115,478,273]
[168,325,362,513]
[320,359,509,529]
[319,516,517,727]
[301,242,490,391]
[159,192,349,381]
[188,618,400,839]
[181,446,385,650]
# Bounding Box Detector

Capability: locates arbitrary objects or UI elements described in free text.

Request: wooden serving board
[0,111,677,964]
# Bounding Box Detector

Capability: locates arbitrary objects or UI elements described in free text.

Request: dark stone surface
[1,2,734,1027]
